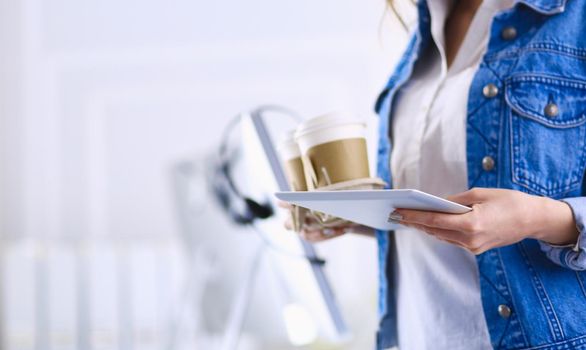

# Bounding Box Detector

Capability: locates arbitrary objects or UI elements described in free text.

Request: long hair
[386,0,415,30]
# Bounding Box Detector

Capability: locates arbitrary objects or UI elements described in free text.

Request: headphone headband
[211,107,300,225]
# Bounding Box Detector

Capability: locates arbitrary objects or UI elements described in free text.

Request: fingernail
[323,228,335,236]
[388,211,403,223]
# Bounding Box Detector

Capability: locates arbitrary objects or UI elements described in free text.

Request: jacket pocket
[505,74,586,198]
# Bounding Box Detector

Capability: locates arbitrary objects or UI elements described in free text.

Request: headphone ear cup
[209,162,252,225]
[210,165,232,212]
[231,210,255,225]
[244,198,274,219]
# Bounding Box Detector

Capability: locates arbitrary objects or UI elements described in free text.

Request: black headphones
[208,106,326,265]
[209,110,275,225]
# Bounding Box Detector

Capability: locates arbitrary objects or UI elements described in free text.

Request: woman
[286,0,586,349]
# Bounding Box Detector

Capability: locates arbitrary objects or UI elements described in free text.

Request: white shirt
[390,0,514,349]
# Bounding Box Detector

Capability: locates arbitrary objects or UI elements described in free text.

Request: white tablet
[275,189,471,231]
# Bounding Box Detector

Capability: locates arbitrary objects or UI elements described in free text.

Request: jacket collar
[419,0,568,16]
[515,0,568,15]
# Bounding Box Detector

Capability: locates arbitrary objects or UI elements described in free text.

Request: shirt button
[482,156,495,171]
[501,26,518,40]
[498,304,512,319]
[482,83,499,98]
[544,103,559,118]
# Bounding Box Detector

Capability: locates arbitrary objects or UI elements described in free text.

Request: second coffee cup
[278,130,308,192]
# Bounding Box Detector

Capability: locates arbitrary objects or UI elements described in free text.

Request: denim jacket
[374,0,586,349]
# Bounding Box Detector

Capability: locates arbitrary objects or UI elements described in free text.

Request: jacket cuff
[538,197,585,270]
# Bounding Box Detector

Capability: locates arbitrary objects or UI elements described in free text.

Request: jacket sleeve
[538,197,586,270]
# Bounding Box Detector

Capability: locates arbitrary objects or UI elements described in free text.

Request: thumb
[446,188,489,206]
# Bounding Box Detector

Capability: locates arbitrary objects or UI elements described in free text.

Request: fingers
[283,213,350,242]
[347,225,375,237]
[406,222,493,255]
[407,223,467,245]
[393,208,474,232]
[300,226,346,242]
[391,188,492,230]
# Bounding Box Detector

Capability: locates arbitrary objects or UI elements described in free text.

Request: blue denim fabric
[374,0,586,349]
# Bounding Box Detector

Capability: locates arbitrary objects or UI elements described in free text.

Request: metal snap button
[482,156,495,171]
[544,103,559,118]
[501,26,517,40]
[498,304,512,319]
[482,83,499,98]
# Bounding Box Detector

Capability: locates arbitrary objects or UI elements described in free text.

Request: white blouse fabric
[390,0,514,349]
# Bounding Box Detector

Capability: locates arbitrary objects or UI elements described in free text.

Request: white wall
[0,0,410,349]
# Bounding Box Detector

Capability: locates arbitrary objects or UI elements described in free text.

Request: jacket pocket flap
[505,74,586,128]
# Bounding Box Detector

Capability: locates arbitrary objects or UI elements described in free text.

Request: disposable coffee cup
[278,130,308,232]
[294,112,370,190]
[278,130,308,192]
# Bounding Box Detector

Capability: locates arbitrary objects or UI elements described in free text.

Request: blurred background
[0,0,412,349]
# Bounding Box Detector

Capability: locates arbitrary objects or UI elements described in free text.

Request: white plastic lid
[294,111,365,140]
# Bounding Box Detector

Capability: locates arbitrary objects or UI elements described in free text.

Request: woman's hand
[279,201,374,242]
[390,188,579,254]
